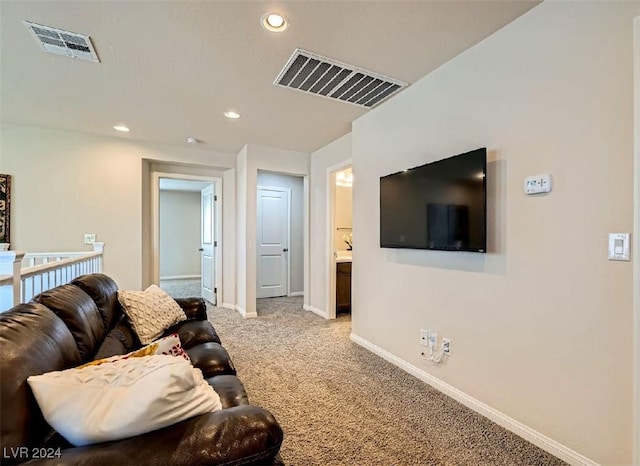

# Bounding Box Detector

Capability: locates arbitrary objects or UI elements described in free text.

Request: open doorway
[151,173,221,305]
[256,170,304,315]
[327,164,353,320]
[158,179,207,298]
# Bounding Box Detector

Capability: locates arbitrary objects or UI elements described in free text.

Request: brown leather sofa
[0,273,283,465]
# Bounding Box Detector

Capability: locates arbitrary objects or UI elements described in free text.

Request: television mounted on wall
[379,148,487,253]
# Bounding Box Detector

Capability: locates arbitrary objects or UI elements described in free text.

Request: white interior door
[257,187,290,299]
[201,185,216,304]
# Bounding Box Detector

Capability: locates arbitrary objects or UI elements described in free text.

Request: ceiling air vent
[23,21,99,62]
[274,48,407,108]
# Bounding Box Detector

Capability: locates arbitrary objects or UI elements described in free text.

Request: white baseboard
[350,333,598,466]
[289,291,304,297]
[160,274,201,280]
[303,304,328,319]
[223,303,257,319]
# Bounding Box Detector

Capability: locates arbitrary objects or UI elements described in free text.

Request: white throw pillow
[27,355,222,446]
[118,285,186,344]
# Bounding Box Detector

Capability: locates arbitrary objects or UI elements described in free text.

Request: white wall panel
[351,2,638,464]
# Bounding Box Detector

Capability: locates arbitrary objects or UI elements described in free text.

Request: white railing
[0,243,104,312]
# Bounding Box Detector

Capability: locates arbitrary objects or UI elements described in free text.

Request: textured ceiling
[0,1,539,155]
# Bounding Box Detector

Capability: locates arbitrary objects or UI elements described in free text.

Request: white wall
[351,2,638,465]
[235,147,248,316]
[236,144,309,317]
[334,185,353,252]
[159,190,200,278]
[222,169,236,310]
[0,124,235,289]
[257,171,304,294]
[308,134,351,314]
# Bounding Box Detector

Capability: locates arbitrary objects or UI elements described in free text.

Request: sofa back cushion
[0,303,81,463]
[93,314,141,359]
[70,273,122,333]
[33,285,104,361]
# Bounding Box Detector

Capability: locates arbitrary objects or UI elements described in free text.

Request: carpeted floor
[208,298,565,466]
[159,278,201,298]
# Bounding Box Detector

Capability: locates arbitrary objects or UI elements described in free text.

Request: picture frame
[0,174,11,245]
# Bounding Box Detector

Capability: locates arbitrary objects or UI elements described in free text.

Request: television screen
[380,148,486,252]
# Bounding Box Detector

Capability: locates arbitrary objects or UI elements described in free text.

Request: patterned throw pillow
[129,333,190,360]
[118,285,186,344]
[28,355,222,446]
[78,333,190,369]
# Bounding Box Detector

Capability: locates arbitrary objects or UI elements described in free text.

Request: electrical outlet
[428,330,437,351]
[442,338,451,355]
[420,329,429,347]
[84,234,96,244]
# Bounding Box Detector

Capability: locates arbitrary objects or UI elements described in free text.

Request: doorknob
[199,248,204,252]
[283,248,289,252]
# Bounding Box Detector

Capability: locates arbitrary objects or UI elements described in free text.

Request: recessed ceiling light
[261,13,289,32]
[266,14,284,28]
[113,124,130,132]
[224,111,240,119]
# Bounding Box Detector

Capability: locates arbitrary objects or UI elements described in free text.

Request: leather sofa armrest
[174,297,207,321]
[187,342,236,378]
[24,406,283,466]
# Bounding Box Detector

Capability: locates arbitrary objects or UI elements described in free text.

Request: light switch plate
[84,233,96,244]
[524,174,552,195]
[608,233,630,261]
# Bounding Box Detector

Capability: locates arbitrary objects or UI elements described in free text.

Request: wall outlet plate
[428,330,437,350]
[442,338,451,355]
[84,233,96,244]
[420,329,429,347]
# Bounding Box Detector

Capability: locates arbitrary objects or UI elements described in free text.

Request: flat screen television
[380,148,486,252]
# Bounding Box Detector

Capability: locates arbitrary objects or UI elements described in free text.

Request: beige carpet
[208,298,565,466]
[159,278,201,298]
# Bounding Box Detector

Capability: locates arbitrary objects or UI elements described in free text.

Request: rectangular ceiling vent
[23,21,99,62]
[274,48,407,108]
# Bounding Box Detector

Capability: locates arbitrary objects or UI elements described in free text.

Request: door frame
[632,15,639,466]
[151,172,222,303]
[326,160,352,320]
[256,185,292,298]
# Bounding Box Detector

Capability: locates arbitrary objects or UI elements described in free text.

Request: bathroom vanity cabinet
[336,261,352,313]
